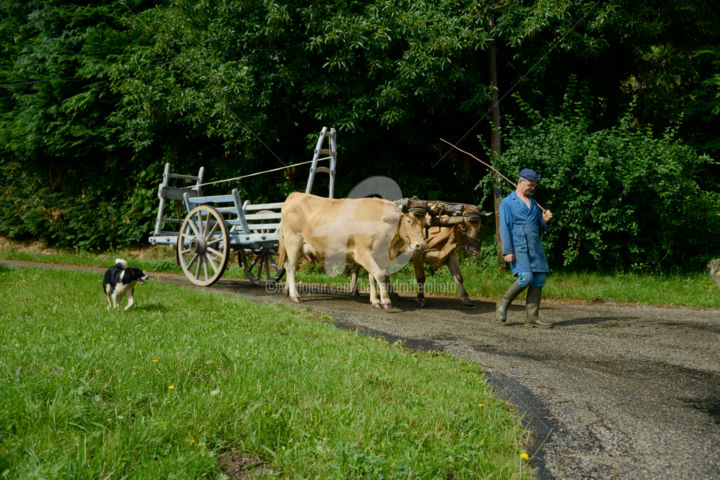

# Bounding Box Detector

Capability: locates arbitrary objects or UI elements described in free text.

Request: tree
[486,92,719,271]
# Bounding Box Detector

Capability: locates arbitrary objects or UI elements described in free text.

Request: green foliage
[0,1,155,250]
[484,90,720,271]
[1,0,719,256]
[0,160,159,251]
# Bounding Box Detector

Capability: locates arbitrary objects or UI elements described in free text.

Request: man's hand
[503,253,514,263]
[543,209,553,223]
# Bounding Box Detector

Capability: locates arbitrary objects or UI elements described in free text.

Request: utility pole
[487,16,504,268]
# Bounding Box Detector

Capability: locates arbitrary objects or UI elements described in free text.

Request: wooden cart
[149,127,337,286]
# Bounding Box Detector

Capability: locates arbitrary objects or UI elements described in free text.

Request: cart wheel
[239,247,285,285]
[177,205,230,287]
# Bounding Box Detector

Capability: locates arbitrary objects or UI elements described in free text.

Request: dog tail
[115,258,128,268]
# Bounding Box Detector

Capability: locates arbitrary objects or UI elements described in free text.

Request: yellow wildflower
[168,385,174,390]
[521,452,530,460]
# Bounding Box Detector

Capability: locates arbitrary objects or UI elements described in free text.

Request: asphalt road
[5,261,720,479]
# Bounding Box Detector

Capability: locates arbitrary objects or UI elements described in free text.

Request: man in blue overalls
[496,168,554,328]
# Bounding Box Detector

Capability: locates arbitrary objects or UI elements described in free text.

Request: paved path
[4,261,719,479]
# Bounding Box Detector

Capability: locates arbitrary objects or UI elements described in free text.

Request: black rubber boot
[496,281,526,324]
[525,286,552,328]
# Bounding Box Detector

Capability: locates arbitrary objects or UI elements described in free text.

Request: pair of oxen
[278,192,490,309]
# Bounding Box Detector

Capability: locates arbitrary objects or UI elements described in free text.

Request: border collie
[103,259,149,310]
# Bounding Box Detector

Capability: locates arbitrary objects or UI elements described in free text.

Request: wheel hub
[190,237,207,255]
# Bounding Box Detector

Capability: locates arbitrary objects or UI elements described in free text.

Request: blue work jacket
[498,192,549,275]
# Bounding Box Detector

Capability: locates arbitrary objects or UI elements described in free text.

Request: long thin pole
[487,18,505,268]
[438,138,546,213]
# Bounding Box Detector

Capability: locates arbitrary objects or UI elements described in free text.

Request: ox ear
[480,210,492,217]
[393,198,409,213]
[382,212,401,224]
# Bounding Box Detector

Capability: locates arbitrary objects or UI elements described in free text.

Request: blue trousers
[517,272,546,288]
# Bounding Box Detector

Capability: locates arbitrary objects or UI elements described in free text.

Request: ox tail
[277,229,286,269]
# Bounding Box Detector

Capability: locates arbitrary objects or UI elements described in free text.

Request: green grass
[386,262,720,309]
[0,265,532,479]
[0,240,717,308]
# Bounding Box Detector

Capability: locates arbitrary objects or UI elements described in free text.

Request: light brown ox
[351,204,490,307]
[278,192,427,308]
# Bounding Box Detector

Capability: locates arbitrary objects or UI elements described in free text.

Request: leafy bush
[0,161,159,252]
[481,95,720,271]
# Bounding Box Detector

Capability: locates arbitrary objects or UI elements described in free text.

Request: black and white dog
[103,259,149,310]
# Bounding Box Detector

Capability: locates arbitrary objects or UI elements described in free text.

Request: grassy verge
[0,265,532,479]
[0,238,717,308]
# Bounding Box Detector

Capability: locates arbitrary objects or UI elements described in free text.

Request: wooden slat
[187,194,236,204]
[158,185,199,201]
[148,233,179,246]
[168,173,200,181]
[226,222,279,233]
[244,202,284,210]
[228,232,280,244]
[247,223,280,231]
[244,212,281,221]
[216,206,240,214]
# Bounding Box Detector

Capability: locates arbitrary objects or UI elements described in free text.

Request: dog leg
[124,288,135,311]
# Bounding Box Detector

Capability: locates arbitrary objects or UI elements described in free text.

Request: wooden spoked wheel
[239,247,285,285]
[238,209,285,285]
[177,205,230,287]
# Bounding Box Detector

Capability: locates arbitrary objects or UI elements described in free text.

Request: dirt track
[5,261,720,479]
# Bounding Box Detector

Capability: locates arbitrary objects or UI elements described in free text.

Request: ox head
[392,199,428,252]
[430,204,491,256]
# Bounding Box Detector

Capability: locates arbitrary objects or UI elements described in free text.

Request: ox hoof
[291,297,302,304]
[416,300,427,308]
[373,303,382,309]
[382,304,393,310]
[463,299,474,307]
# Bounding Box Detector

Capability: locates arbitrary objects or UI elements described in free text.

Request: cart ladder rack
[305,126,337,198]
[149,163,204,245]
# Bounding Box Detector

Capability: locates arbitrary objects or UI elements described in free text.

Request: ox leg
[448,252,473,307]
[413,257,427,308]
[367,272,396,306]
[284,237,303,303]
[376,273,394,309]
[387,280,399,302]
[349,264,361,297]
[367,272,382,308]
[356,253,392,309]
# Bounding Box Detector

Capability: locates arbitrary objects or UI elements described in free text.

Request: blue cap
[519,168,540,181]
